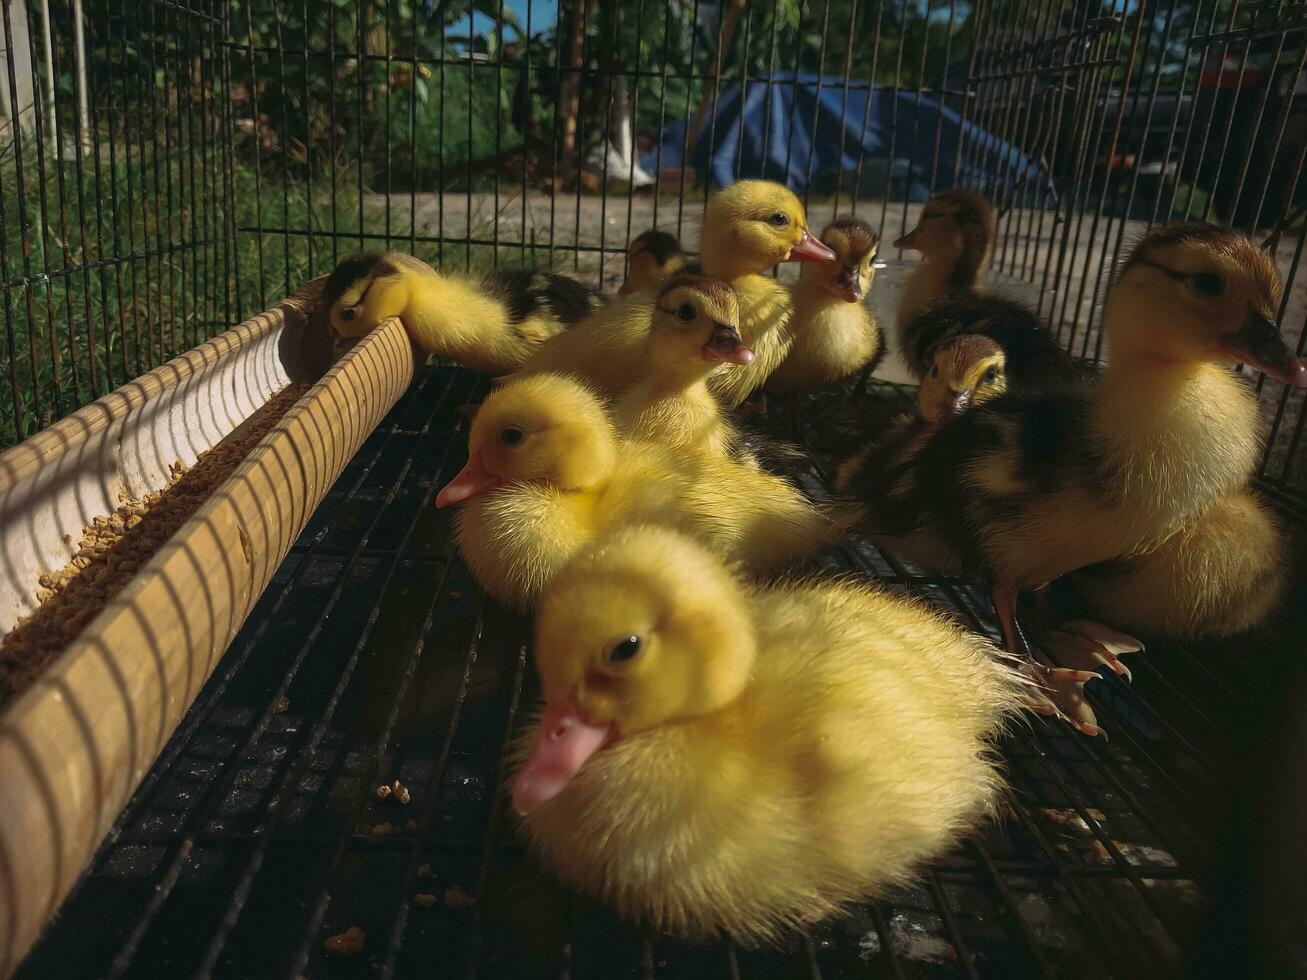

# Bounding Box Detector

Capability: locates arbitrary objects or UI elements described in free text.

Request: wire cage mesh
[2,0,1307,977]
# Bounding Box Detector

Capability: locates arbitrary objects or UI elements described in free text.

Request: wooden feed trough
[0,283,421,976]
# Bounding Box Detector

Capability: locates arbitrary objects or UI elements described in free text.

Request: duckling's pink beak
[1219,310,1307,388]
[788,229,836,263]
[512,700,614,816]
[435,453,501,507]
[703,324,755,365]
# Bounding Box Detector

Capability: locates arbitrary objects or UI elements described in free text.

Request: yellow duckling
[868,223,1307,732]
[323,251,600,375]
[1066,487,1287,640]
[511,524,1025,943]
[618,230,687,296]
[436,373,839,610]
[894,189,994,369]
[766,217,883,395]
[614,274,753,457]
[518,180,834,407]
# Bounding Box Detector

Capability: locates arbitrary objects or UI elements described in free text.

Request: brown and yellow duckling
[323,251,600,375]
[766,217,884,395]
[614,275,753,457]
[435,373,840,610]
[512,524,1025,943]
[894,188,994,367]
[853,223,1307,734]
[893,190,1085,391]
[618,230,687,296]
[519,180,835,407]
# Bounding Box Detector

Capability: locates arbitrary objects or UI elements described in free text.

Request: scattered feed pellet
[413,894,437,909]
[322,926,365,957]
[0,385,309,704]
[370,822,395,838]
[416,864,432,878]
[391,780,411,805]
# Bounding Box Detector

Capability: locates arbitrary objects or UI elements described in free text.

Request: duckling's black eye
[339,306,357,322]
[676,302,696,322]
[500,426,524,446]
[1190,272,1225,298]
[767,211,789,227]
[607,635,642,664]
[983,366,999,384]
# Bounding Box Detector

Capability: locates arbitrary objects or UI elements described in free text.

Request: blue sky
[455,0,556,36]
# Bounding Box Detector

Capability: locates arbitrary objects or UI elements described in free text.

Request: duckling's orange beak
[703,324,755,365]
[435,453,501,507]
[788,229,837,263]
[512,700,614,816]
[1219,310,1307,387]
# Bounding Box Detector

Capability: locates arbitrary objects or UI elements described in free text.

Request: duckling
[894,188,994,363]
[835,335,1008,572]
[618,230,687,296]
[323,251,601,375]
[917,333,1009,423]
[512,524,1025,943]
[859,223,1307,732]
[614,274,753,457]
[436,373,840,610]
[518,181,835,407]
[766,217,884,395]
[1066,487,1287,640]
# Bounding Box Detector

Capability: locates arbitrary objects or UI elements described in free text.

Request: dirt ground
[366,190,1307,488]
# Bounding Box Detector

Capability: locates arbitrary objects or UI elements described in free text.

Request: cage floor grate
[17,364,1293,980]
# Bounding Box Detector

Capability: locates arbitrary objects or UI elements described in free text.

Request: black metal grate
[18,367,1297,979]
[2,0,1306,498]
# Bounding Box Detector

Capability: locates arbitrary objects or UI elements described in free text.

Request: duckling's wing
[481,269,604,332]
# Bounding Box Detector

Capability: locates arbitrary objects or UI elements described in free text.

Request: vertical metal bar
[571,0,590,274]
[385,0,395,248]
[779,0,808,194]
[623,0,648,283]
[244,0,268,310]
[328,0,340,264]
[596,4,619,289]
[519,0,532,262]
[731,0,752,186]
[82,0,116,393]
[650,0,676,230]
[758,0,782,184]
[491,0,504,268]
[879,0,912,238]
[410,0,419,253]
[300,0,314,275]
[273,0,293,295]
[219,0,239,324]
[466,7,475,269]
[102,1,134,374]
[3,0,52,424]
[1183,0,1242,222]
[950,0,989,186]
[44,0,84,396]
[357,0,367,253]
[830,0,857,217]
[848,0,885,219]
[547,0,562,269]
[436,0,447,265]
[801,0,833,215]
[926,0,959,194]
[674,0,703,245]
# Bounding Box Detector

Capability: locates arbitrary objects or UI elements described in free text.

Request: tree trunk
[688,0,747,148]
[558,0,588,177]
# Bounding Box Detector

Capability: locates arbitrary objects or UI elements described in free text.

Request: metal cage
[3,0,1306,977]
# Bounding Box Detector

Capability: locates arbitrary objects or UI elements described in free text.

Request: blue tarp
[640,72,1047,202]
